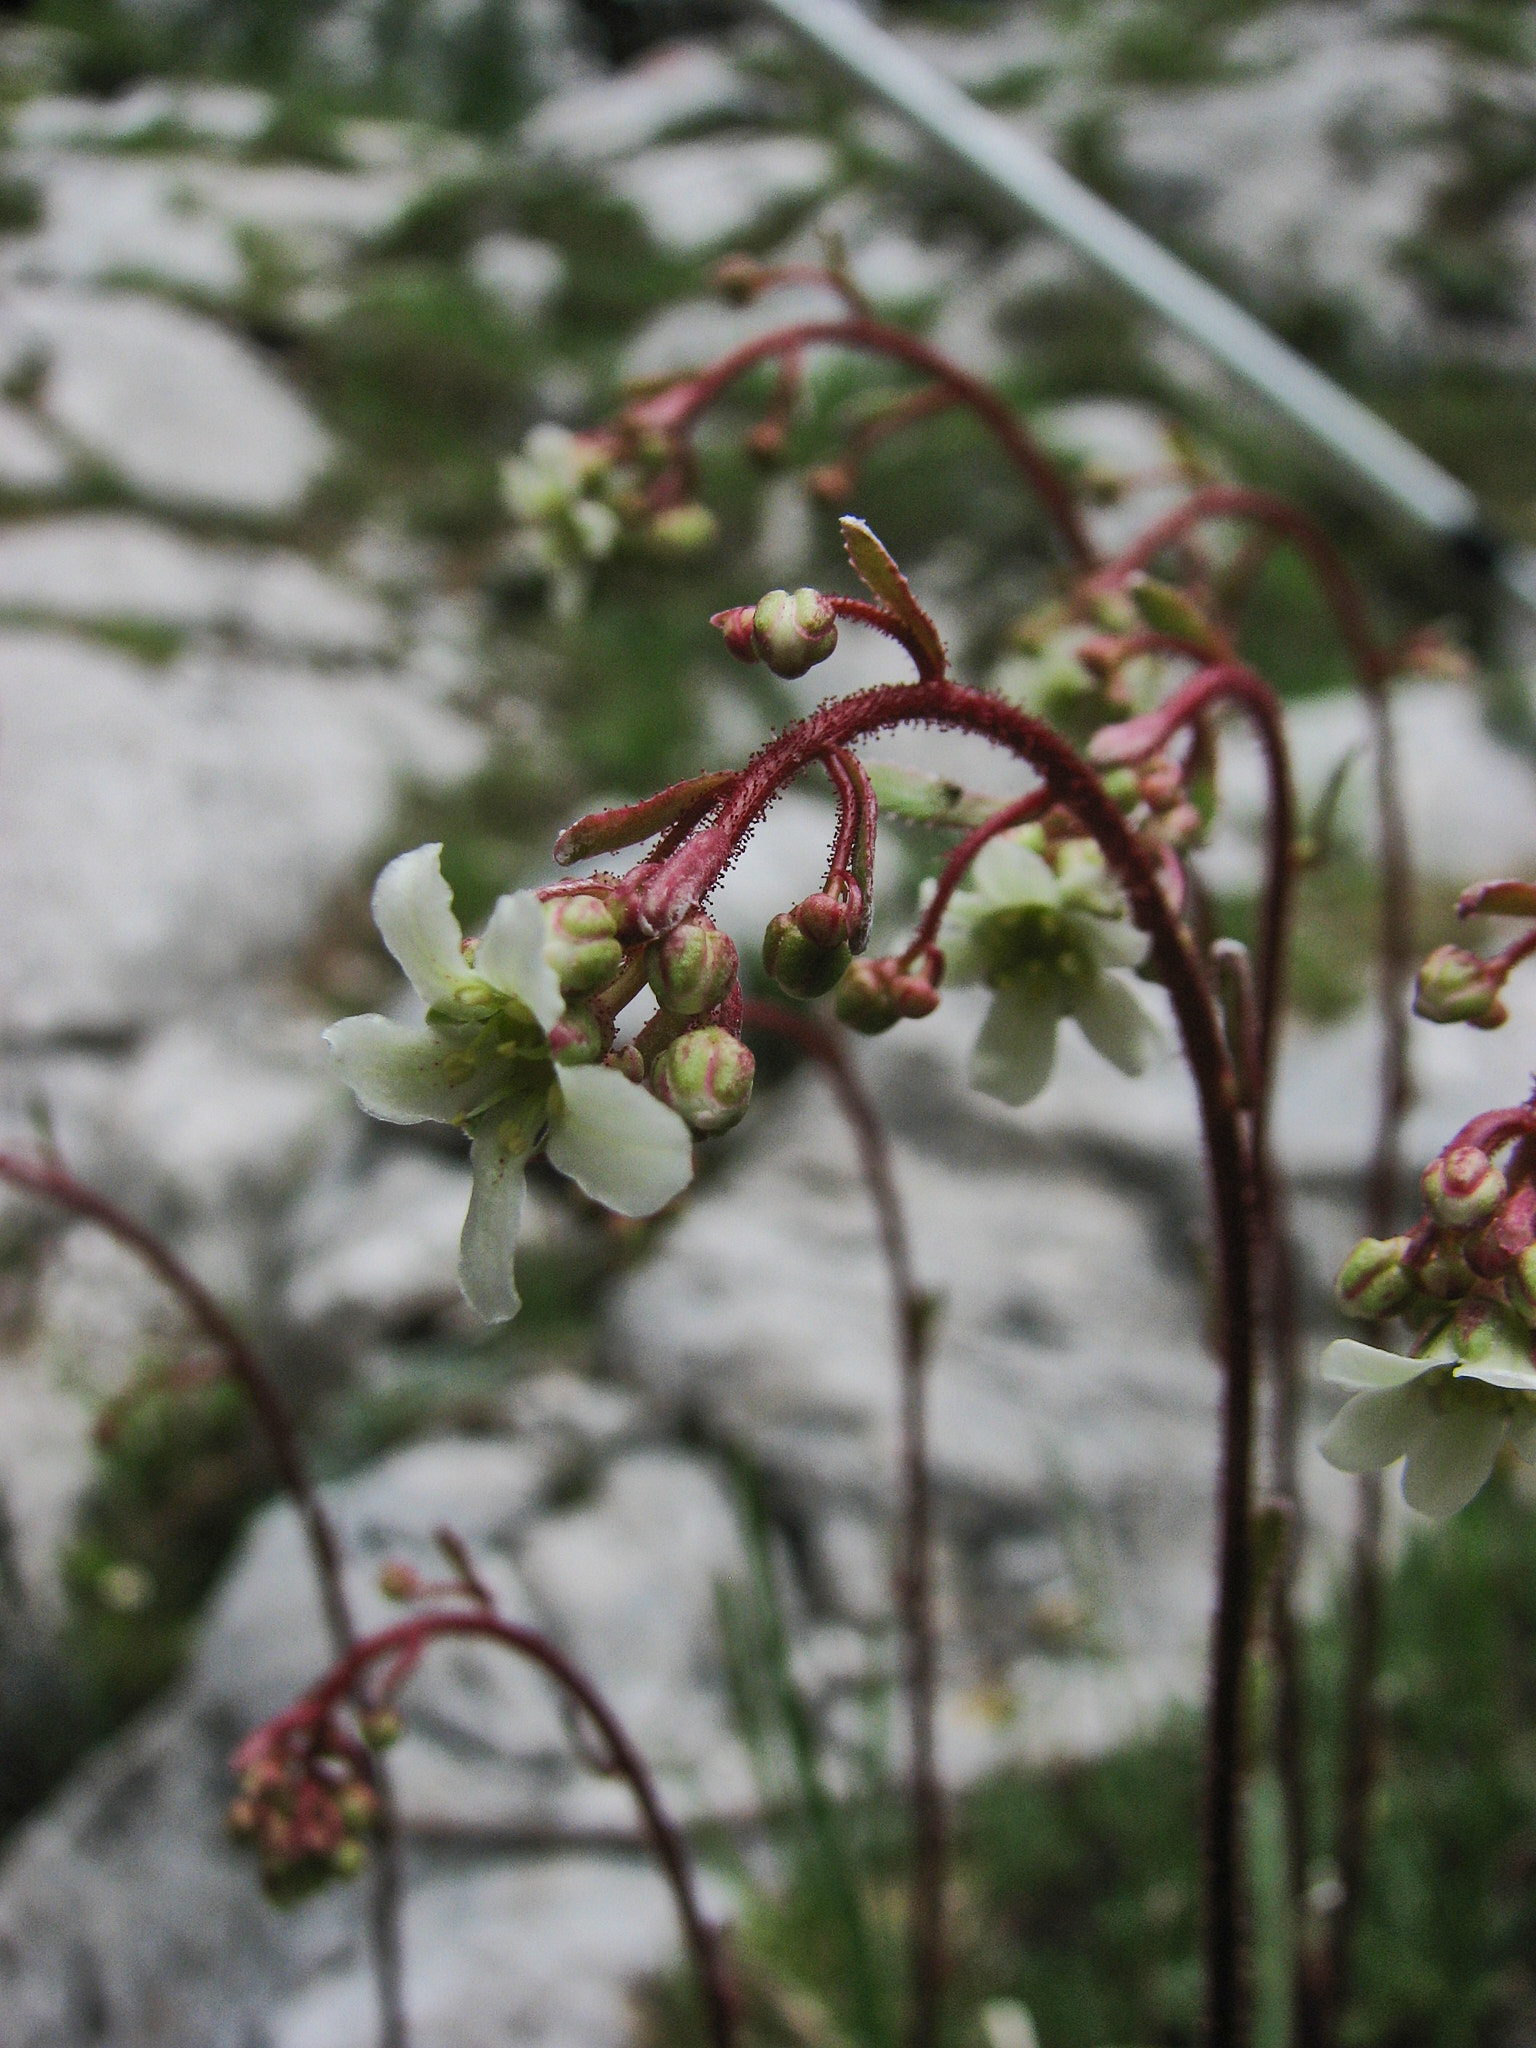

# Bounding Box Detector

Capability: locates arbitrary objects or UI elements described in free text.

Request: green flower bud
[650,1027,755,1134]
[331,1839,367,1879]
[762,911,852,999]
[645,502,719,556]
[1422,1144,1506,1228]
[1101,765,1141,811]
[359,1709,402,1750]
[647,918,739,1016]
[751,587,838,679]
[1414,944,1507,1028]
[795,890,855,949]
[1335,1235,1414,1320]
[608,1044,645,1083]
[1413,1234,1475,1301]
[548,1006,605,1065]
[835,958,940,1035]
[544,894,623,996]
[1509,1242,1536,1326]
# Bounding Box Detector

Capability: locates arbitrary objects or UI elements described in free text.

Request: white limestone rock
[0,399,66,491]
[283,1153,473,1330]
[7,156,244,298]
[610,136,836,256]
[521,41,746,164]
[0,630,483,1036]
[1,288,333,517]
[468,232,566,321]
[0,514,390,656]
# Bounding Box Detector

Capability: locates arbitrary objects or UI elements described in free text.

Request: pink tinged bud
[762,910,852,1000]
[1422,1145,1506,1228]
[795,890,856,950]
[608,1044,645,1083]
[1414,944,1506,1027]
[545,894,623,996]
[650,1027,755,1134]
[712,604,760,662]
[1411,1233,1475,1301]
[377,1561,423,1602]
[645,502,718,557]
[835,958,903,1035]
[548,1006,606,1066]
[751,587,838,679]
[1467,1178,1536,1279]
[1335,1235,1414,1319]
[1510,1241,1536,1325]
[647,918,739,1016]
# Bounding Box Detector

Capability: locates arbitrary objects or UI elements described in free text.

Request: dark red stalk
[272,1611,736,2048]
[627,317,1095,569]
[900,788,1052,965]
[0,1147,409,2048]
[740,1001,942,2048]
[635,675,1257,2044]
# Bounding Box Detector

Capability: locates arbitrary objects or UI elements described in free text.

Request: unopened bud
[359,1709,402,1750]
[1509,1241,1536,1325]
[713,253,767,304]
[543,894,622,996]
[548,1006,606,1066]
[645,502,718,557]
[1127,573,1219,653]
[331,1839,367,1879]
[647,919,739,1016]
[1468,1177,1536,1278]
[1335,1235,1414,1320]
[650,1027,755,1134]
[745,418,786,465]
[751,588,838,679]
[1411,1233,1475,1301]
[607,1044,645,1083]
[835,958,940,1035]
[1423,1144,1506,1228]
[795,890,855,950]
[377,1561,423,1603]
[763,910,852,999]
[1101,765,1141,811]
[807,463,851,506]
[1414,945,1506,1028]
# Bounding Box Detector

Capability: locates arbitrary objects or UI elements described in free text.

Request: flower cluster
[1321,1121,1536,1516]
[228,1714,381,1905]
[1414,876,1536,1029]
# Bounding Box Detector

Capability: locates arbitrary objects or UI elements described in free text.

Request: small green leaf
[839,516,947,673]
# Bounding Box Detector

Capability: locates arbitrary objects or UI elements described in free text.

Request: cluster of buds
[835,950,943,1035]
[713,587,839,680]
[228,1714,381,1905]
[1322,1116,1536,1516]
[763,888,859,999]
[1414,878,1536,1031]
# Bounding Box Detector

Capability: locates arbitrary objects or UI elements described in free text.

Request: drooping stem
[0,1147,409,2048]
[639,674,1259,2045]
[272,1611,736,2048]
[901,788,1052,964]
[739,1001,943,2048]
[628,316,1095,569]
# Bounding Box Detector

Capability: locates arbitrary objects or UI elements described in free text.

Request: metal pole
[756,0,1494,554]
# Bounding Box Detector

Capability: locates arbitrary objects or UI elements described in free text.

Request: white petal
[373,844,469,1006]
[458,1122,528,1322]
[323,1015,494,1126]
[934,900,989,984]
[474,891,564,1032]
[546,1065,693,1217]
[1072,910,1150,972]
[1401,1408,1507,1519]
[1319,1338,1443,1391]
[969,982,1061,1106]
[1454,1356,1536,1392]
[970,836,1059,909]
[1319,1384,1430,1473]
[1072,970,1160,1076]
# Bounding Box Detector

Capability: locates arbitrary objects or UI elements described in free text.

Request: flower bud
[645,502,718,557]
[763,910,852,999]
[1335,1235,1414,1320]
[331,1839,367,1879]
[751,587,838,679]
[1467,1177,1536,1278]
[1509,1241,1536,1325]
[1411,1233,1475,1301]
[377,1561,423,1603]
[711,603,759,663]
[795,890,855,950]
[607,1044,645,1083]
[1414,944,1507,1027]
[1101,765,1141,811]
[835,958,940,1034]
[647,918,739,1016]
[359,1709,402,1749]
[548,1006,605,1065]
[808,463,851,506]
[745,418,786,465]
[713,253,767,304]
[543,894,622,996]
[650,1027,755,1134]
[1422,1144,1506,1228]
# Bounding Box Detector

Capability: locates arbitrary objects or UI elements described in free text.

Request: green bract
[936,832,1159,1107]
[324,845,693,1323]
[1319,1306,1536,1518]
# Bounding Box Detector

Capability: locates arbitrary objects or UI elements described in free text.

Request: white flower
[1319,1306,1536,1518]
[324,845,693,1323]
[937,832,1161,1107]
[500,424,621,618]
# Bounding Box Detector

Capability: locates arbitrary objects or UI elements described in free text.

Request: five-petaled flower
[1319,1303,1536,1518]
[325,845,693,1323]
[936,830,1160,1106]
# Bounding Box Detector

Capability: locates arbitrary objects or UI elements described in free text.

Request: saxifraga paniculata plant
[174,256,1516,2048]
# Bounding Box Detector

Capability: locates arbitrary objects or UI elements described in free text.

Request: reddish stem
[627,317,1094,569]
[277,1612,735,2048]
[635,675,1257,2044]
[740,1001,942,2048]
[0,1147,409,2048]
[900,789,1052,965]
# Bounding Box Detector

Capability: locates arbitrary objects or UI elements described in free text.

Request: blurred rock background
[3,0,1536,2041]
